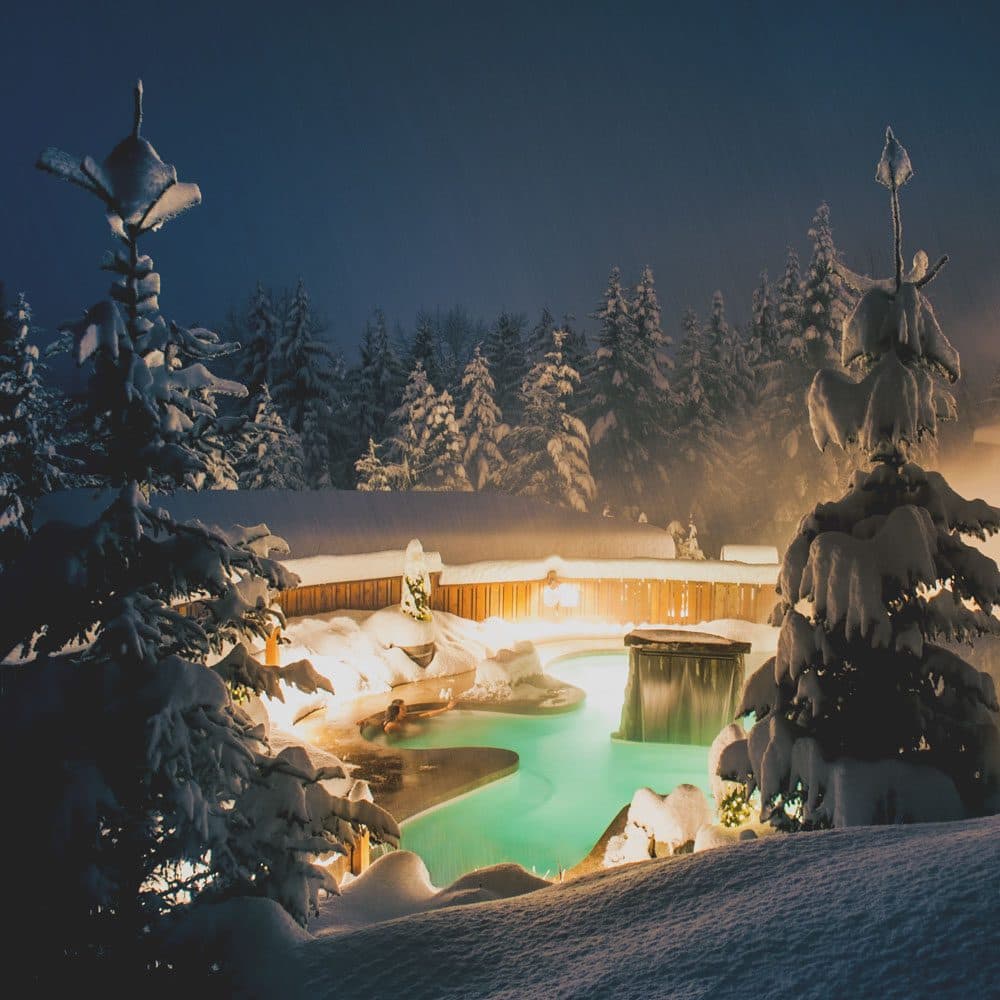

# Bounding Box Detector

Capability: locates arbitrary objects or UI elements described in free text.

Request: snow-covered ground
[171,814,1000,999]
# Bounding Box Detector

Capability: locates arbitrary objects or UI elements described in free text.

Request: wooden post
[265,626,281,667]
[351,828,371,876]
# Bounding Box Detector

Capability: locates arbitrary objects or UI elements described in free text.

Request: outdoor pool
[379,651,711,885]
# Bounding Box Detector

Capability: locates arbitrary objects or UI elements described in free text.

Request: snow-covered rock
[605,783,714,866]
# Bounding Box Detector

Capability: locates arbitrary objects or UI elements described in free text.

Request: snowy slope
[190,815,1000,999]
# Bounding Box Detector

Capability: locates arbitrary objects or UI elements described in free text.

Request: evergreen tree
[459,345,506,489]
[670,307,732,531]
[381,363,470,491]
[238,384,306,489]
[748,270,779,365]
[355,437,392,491]
[236,281,279,397]
[407,311,443,390]
[801,202,852,368]
[776,245,805,354]
[355,309,401,452]
[719,128,1000,829]
[271,279,337,487]
[0,293,61,567]
[8,84,398,985]
[499,329,595,511]
[325,349,357,488]
[587,266,669,512]
[527,306,556,364]
[485,310,528,423]
[632,265,673,385]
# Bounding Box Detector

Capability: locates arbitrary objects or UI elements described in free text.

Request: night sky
[2,1,999,378]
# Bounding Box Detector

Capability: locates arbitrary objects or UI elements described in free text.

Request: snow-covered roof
[35,488,679,565]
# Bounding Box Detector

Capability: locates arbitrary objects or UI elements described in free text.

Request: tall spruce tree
[270,279,337,487]
[0,293,61,567]
[801,202,852,368]
[719,128,1000,829]
[459,345,506,489]
[485,310,528,423]
[499,329,595,511]
[7,84,398,985]
[237,384,306,489]
[355,308,401,454]
[407,311,443,390]
[236,281,279,397]
[587,266,668,512]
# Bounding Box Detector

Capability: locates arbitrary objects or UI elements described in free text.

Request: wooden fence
[275,574,777,625]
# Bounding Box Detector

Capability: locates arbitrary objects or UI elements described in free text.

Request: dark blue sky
[2,1,999,376]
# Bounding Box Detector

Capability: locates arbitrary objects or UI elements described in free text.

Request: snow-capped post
[402,537,433,622]
[397,538,436,667]
[718,128,1000,829]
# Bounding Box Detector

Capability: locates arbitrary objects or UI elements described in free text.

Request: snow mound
[310,851,549,934]
[288,816,1000,1000]
[362,606,436,648]
[474,641,542,686]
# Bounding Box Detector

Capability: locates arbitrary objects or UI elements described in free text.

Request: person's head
[385,701,404,723]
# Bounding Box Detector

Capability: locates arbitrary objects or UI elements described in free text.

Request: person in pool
[382,697,455,734]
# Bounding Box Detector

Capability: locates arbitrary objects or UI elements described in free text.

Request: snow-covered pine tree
[586,266,669,512]
[407,311,443,390]
[354,308,402,455]
[238,384,306,489]
[485,310,528,423]
[381,363,470,491]
[236,281,279,397]
[719,128,1000,829]
[776,246,805,354]
[0,293,61,568]
[748,270,779,365]
[801,202,853,369]
[527,306,556,365]
[459,345,506,489]
[355,437,392,491]
[706,289,754,413]
[9,84,398,984]
[670,307,732,533]
[499,328,595,511]
[558,313,590,384]
[632,265,674,385]
[270,279,337,487]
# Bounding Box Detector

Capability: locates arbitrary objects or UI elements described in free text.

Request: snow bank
[309,851,550,935]
[253,815,1000,1000]
[474,642,543,687]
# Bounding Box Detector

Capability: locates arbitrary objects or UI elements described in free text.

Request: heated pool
[379,651,711,885]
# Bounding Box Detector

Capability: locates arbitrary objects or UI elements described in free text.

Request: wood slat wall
[273,574,778,625]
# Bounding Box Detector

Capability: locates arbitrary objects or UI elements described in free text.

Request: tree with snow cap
[719,128,1000,829]
[6,84,398,985]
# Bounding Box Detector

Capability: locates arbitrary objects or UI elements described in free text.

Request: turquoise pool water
[380,651,710,885]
